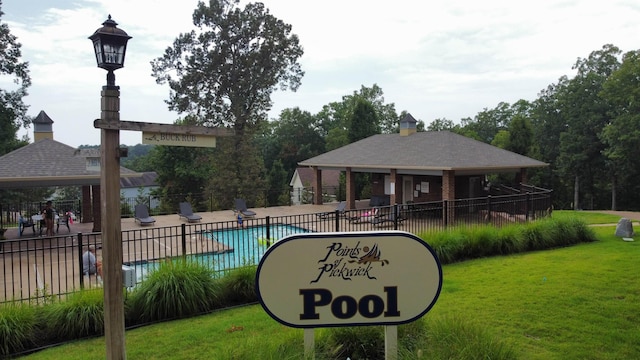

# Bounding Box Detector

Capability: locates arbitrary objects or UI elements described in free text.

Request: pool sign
[255,231,442,328]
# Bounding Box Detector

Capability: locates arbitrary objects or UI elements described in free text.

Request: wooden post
[313,166,322,205]
[101,86,126,359]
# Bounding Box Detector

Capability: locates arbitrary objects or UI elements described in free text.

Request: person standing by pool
[41,201,54,236]
[237,213,244,227]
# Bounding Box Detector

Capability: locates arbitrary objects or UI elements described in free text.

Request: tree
[270,107,324,175]
[600,50,640,210]
[427,118,456,131]
[555,44,621,210]
[461,102,512,144]
[348,98,379,143]
[348,99,378,199]
[151,0,304,202]
[317,84,397,149]
[507,115,532,156]
[528,79,571,207]
[0,1,31,156]
[266,159,289,206]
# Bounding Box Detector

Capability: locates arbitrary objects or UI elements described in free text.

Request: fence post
[335,209,340,232]
[487,195,492,223]
[393,204,399,230]
[443,200,448,228]
[77,233,84,289]
[525,192,531,221]
[181,223,187,262]
[266,216,271,241]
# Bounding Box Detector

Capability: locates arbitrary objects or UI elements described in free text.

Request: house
[120,171,160,209]
[299,113,549,211]
[289,167,340,205]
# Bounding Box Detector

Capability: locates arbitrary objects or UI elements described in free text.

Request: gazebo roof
[299,131,548,175]
[0,138,139,188]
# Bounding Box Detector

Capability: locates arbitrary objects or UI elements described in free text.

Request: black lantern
[89,15,131,87]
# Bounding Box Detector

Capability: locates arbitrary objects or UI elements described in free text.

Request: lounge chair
[179,202,202,223]
[317,201,347,219]
[348,207,379,223]
[134,204,156,226]
[370,211,405,227]
[234,198,257,218]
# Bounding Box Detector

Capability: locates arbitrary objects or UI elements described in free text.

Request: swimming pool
[132,224,309,282]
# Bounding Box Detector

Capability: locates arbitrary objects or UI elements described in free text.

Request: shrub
[127,259,220,323]
[40,288,105,341]
[321,325,385,359]
[216,265,257,306]
[316,319,429,359]
[0,303,38,356]
[424,217,595,264]
[414,315,518,359]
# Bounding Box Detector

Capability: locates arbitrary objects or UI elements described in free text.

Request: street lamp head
[89,15,132,87]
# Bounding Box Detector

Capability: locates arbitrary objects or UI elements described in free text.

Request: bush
[40,288,105,341]
[127,259,220,323]
[316,319,429,359]
[0,303,38,356]
[413,315,518,359]
[321,325,385,359]
[216,265,257,306]
[423,217,595,264]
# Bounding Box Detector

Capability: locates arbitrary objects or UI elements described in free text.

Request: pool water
[132,224,308,282]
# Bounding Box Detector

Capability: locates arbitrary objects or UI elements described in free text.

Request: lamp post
[89,15,131,360]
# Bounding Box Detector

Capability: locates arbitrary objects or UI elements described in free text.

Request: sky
[2,0,640,147]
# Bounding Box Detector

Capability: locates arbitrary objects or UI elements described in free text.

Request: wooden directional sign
[141,132,215,148]
[93,119,232,148]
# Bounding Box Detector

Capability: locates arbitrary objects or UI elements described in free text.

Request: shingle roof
[33,110,54,124]
[299,131,547,174]
[295,167,339,186]
[120,171,158,188]
[0,138,139,188]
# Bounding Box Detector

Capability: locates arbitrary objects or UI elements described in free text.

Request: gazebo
[0,110,140,231]
[299,114,549,210]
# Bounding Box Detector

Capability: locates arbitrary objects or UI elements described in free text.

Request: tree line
[2,1,639,211]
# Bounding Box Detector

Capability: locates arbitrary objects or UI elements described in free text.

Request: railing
[0,199,82,228]
[0,190,552,304]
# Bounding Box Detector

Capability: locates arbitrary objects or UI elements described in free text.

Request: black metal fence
[0,189,552,304]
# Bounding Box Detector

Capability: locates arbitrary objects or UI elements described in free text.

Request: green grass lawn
[22,217,640,359]
[551,210,623,224]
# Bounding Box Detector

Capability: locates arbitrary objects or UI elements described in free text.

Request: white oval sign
[256,231,442,328]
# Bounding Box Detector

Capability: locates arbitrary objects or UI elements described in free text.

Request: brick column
[442,170,455,224]
[519,168,528,186]
[390,169,397,205]
[313,167,323,205]
[346,167,356,210]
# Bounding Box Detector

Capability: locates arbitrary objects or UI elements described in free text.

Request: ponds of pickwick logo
[255,231,443,328]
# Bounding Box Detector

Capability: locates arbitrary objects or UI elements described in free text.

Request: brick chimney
[399,113,417,136]
[33,110,54,141]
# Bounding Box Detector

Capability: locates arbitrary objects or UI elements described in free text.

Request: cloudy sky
[3,0,640,147]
